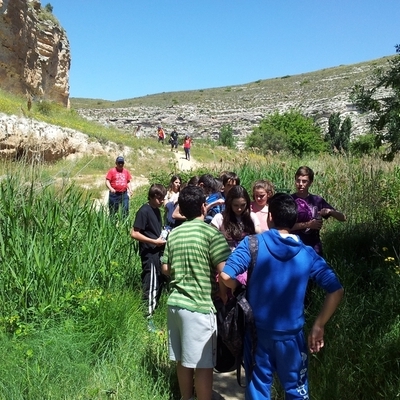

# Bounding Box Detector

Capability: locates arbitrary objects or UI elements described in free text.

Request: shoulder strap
[248,234,258,282]
[235,234,258,387]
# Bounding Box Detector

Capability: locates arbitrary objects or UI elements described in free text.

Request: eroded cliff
[0,0,70,106]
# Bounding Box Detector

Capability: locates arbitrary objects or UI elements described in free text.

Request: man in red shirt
[105,156,133,218]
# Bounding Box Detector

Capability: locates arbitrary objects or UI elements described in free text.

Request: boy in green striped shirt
[162,185,231,400]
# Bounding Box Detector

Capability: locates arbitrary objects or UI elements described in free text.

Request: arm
[162,263,170,276]
[127,182,133,197]
[308,287,344,353]
[292,219,323,231]
[216,262,229,303]
[130,227,166,247]
[206,199,225,212]
[220,271,239,291]
[105,179,116,193]
[320,208,346,222]
[172,204,186,221]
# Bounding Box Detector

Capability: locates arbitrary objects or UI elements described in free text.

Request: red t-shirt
[106,167,132,192]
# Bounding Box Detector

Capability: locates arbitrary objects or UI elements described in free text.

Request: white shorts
[168,306,217,368]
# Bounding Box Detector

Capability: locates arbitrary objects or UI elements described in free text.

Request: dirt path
[212,370,246,400]
[173,148,200,172]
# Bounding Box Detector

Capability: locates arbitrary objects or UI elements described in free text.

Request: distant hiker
[157,125,165,143]
[105,156,133,218]
[183,135,192,160]
[169,128,179,152]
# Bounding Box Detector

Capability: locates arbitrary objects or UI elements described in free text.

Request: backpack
[214,235,258,386]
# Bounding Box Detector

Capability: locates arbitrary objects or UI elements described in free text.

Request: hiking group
[107,162,345,400]
[157,125,192,158]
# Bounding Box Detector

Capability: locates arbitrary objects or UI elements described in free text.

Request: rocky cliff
[0,0,70,107]
[76,57,393,146]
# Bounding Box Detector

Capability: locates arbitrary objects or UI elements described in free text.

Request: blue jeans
[108,191,129,218]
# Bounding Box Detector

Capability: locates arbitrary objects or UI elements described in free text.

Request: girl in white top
[163,174,181,228]
[250,179,275,232]
[211,185,261,252]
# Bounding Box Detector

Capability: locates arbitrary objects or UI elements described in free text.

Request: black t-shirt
[133,203,164,256]
[171,131,178,142]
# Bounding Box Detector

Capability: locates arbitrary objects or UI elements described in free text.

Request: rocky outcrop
[0,0,70,106]
[76,58,393,146]
[0,112,124,162]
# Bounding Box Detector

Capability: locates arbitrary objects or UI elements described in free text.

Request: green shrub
[246,110,327,157]
[218,124,236,148]
[350,133,380,156]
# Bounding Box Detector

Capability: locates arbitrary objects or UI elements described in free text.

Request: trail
[172,148,199,172]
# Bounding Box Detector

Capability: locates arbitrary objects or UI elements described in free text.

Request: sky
[48,0,400,101]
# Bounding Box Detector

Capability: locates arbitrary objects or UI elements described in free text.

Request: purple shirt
[291,193,335,255]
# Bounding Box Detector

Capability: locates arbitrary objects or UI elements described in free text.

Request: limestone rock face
[0,112,122,162]
[0,0,70,106]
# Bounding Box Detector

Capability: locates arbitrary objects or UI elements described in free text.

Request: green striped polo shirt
[162,218,231,314]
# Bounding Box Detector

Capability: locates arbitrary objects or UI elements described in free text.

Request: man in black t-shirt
[170,129,179,152]
[131,184,167,330]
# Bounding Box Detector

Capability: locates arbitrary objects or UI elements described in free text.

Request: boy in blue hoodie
[220,193,344,400]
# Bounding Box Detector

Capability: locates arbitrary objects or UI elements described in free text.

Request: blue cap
[116,156,124,163]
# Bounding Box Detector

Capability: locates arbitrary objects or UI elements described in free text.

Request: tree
[246,110,327,157]
[350,44,400,160]
[326,113,351,153]
[44,3,53,13]
[218,124,235,148]
[339,116,351,152]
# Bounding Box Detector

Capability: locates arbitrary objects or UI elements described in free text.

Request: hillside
[72,56,394,143]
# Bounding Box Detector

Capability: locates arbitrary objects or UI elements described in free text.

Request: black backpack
[214,235,258,386]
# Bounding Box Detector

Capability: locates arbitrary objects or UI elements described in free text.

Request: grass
[1,153,400,398]
[2,69,400,397]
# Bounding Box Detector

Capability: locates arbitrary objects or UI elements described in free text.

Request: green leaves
[350,47,400,160]
[246,110,327,157]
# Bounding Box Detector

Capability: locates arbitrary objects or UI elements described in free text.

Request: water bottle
[161,227,170,241]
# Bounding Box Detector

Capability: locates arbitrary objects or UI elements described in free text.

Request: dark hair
[295,166,314,182]
[222,171,240,187]
[188,175,199,186]
[178,186,206,220]
[148,184,167,200]
[268,193,297,229]
[167,174,182,191]
[198,174,217,195]
[223,185,255,240]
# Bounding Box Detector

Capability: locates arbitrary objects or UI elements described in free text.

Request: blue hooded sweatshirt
[222,229,342,337]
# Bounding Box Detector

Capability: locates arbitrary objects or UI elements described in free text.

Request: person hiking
[105,156,133,218]
[161,185,231,400]
[220,193,344,399]
[291,165,346,256]
[130,183,168,332]
[183,135,192,160]
[157,125,165,144]
[169,128,179,152]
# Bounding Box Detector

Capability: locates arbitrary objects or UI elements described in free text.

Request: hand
[309,219,323,230]
[320,208,331,217]
[308,324,325,353]
[154,237,166,246]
